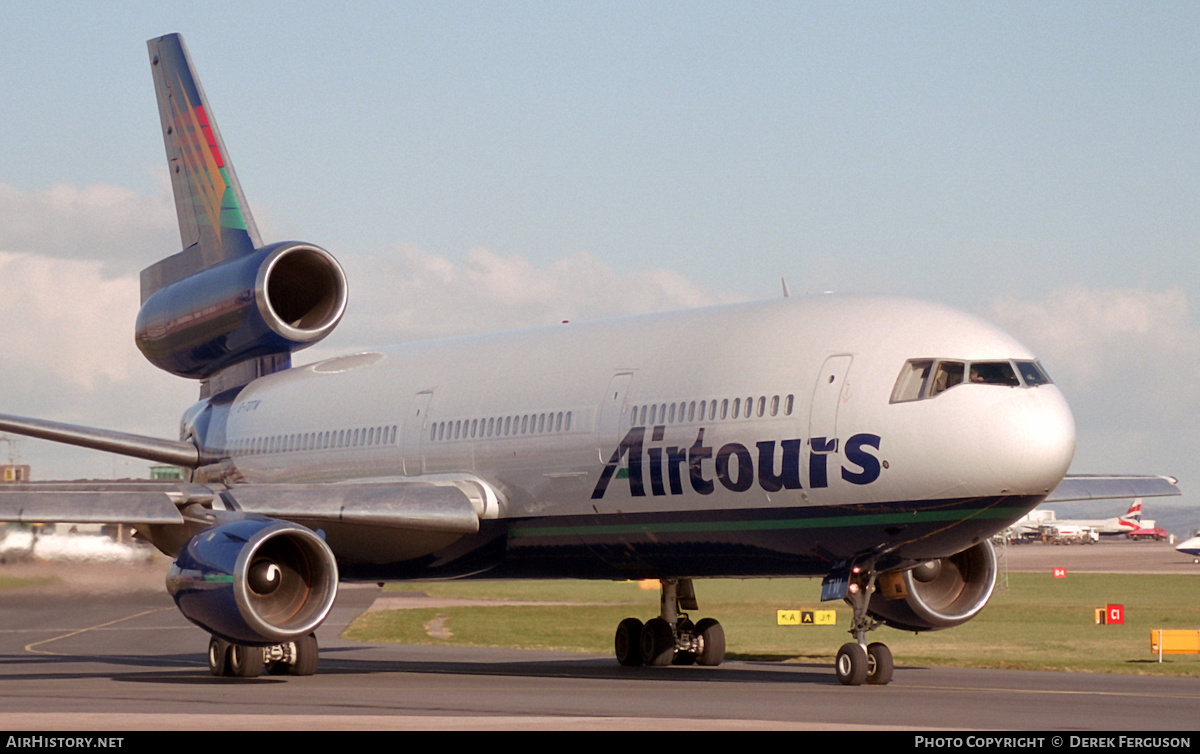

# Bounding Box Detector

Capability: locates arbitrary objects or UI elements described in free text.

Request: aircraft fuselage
[189,294,1076,581]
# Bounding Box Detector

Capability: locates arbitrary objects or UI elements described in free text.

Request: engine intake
[135,242,347,379]
[866,540,997,632]
[167,517,339,645]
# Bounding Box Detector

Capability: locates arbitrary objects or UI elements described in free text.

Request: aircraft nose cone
[981,386,1076,494]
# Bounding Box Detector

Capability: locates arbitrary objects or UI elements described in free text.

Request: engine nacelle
[166,517,339,645]
[135,242,347,379]
[866,540,997,632]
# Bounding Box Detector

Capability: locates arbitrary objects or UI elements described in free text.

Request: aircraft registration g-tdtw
[0,34,1182,685]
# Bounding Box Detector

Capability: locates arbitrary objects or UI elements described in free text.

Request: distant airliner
[1177,536,1200,563]
[1008,499,1147,540]
[0,34,1180,685]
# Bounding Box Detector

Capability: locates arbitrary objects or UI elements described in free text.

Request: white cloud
[0,252,138,390]
[0,183,199,477]
[311,244,742,355]
[0,182,176,275]
[988,285,1199,383]
[986,284,1200,483]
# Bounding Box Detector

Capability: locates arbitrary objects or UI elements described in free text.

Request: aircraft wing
[0,482,206,524]
[1044,474,1180,502]
[220,483,481,533]
[0,480,481,533]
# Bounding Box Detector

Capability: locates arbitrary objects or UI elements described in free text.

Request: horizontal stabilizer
[0,482,215,525]
[1045,474,1180,503]
[0,413,201,468]
[222,483,481,534]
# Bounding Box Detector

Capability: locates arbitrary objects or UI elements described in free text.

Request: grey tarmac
[0,543,1195,730]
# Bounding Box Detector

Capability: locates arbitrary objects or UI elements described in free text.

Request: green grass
[342,573,1200,676]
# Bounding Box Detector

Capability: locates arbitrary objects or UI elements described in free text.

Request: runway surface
[1002,538,1200,574]
[0,543,1197,730]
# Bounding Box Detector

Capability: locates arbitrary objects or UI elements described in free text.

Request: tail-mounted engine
[135,242,347,379]
[166,517,339,645]
[866,540,997,632]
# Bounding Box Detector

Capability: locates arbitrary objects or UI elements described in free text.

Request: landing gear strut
[613,579,725,668]
[836,568,893,686]
[207,633,320,677]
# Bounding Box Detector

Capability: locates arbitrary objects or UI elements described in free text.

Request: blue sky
[1,1,1198,525]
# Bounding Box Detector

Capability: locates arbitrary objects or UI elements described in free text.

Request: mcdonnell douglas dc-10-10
[0,34,1179,685]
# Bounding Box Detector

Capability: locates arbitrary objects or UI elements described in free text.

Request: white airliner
[1009,499,1146,540]
[0,34,1180,686]
[1177,536,1200,562]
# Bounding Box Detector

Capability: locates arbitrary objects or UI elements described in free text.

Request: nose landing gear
[836,569,893,685]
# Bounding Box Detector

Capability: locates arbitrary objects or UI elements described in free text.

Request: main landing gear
[835,568,893,686]
[207,633,319,678]
[613,578,725,667]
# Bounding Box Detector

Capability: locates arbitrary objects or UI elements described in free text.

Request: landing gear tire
[695,618,725,666]
[289,633,319,676]
[835,642,868,686]
[614,618,644,667]
[865,642,893,685]
[640,617,676,667]
[207,636,230,677]
[228,643,265,679]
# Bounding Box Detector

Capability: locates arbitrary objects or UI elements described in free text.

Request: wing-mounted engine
[135,242,347,379]
[166,517,339,645]
[866,540,997,632]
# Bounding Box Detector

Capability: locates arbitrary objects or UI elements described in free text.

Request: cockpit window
[891,357,1053,403]
[930,361,965,396]
[969,361,1020,387]
[890,359,932,403]
[1015,360,1051,386]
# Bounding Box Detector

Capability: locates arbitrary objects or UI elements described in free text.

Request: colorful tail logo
[1118,499,1143,529]
[148,34,259,263]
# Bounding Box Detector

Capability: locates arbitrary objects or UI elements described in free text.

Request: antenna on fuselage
[781,277,790,299]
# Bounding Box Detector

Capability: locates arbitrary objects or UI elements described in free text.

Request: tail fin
[142,33,262,303]
[1117,498,1144,530]
[137,34,346,398]
[1125,499,1143,521]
